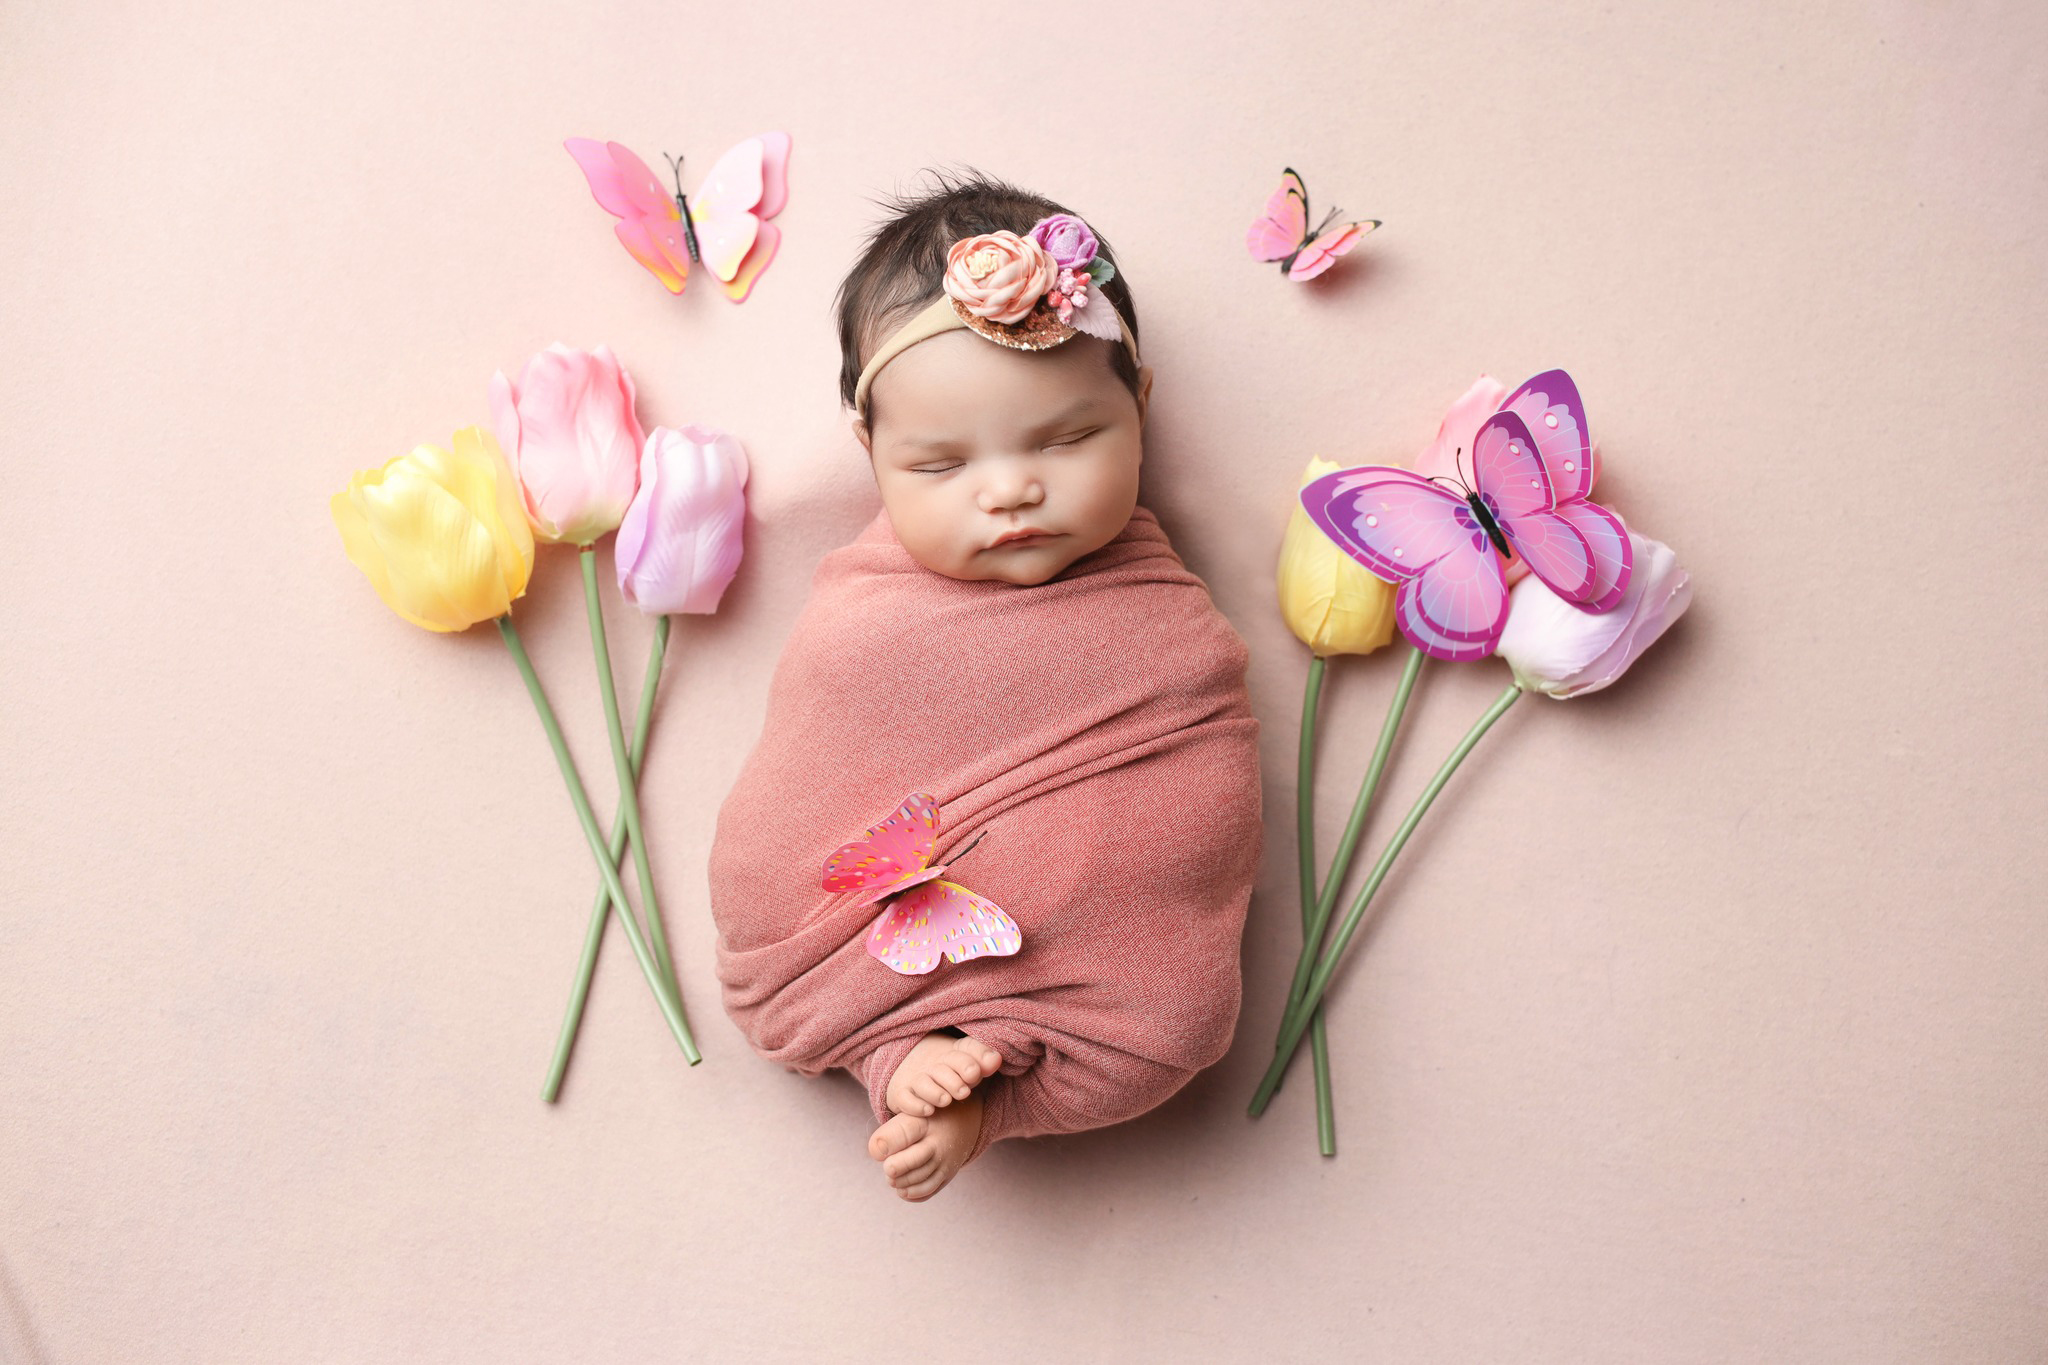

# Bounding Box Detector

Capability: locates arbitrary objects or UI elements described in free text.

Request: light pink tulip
[1497,529,1692,698]
[1410,375,1507,484]
[489,343,645,544]
[615,424,750,614]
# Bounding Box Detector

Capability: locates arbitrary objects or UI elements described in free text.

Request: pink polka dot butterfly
[1300,370,1634,661]
[564,133,790,302]
[821,792,1022,977]
[1246,167,1380,282]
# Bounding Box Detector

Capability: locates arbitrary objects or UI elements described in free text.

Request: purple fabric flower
[1026,214,1099,270]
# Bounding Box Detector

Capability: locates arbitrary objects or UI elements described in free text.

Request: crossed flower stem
[578,548,690,1019]
[1252,680,1524,1117]
[1287,645,1427,1152]
[542,608,680,1101]
[496,612,701,1075]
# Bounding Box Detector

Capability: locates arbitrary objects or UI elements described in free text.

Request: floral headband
[852,213,1143,420]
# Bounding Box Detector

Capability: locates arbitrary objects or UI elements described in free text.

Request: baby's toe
[930,1061,973,1100]
[867,1113,927,1162]
[884,1139,937,1183]
[910,1075,953,1112]
[949,1044,998,1084]
[898,1166,951,1201]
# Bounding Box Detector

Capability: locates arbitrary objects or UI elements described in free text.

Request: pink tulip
[1497,529,1692,698]
[488,343,645,544]
[615,424,750,614]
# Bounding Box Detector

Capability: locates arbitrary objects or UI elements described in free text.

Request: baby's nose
[979,469,1044,511]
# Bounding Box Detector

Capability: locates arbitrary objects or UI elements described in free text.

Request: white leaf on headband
[1066,293,1123,342]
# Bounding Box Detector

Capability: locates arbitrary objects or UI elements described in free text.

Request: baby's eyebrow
[894,400,1104,453]
[1031,398,1101,432]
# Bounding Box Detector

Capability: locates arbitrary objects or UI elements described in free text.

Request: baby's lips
[988,527,1058,550]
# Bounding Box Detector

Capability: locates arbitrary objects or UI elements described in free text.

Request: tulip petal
[332,435,538,633]
[1413,376,1508,483]
[614,432,660,604]
[616,424,749,615]
[1277,456,1396,656]
[504,343,644,543]
[1498,530,1691,697]
[358,454,509,630]
[450,425,534,600]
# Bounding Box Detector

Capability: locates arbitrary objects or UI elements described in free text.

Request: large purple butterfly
[1301,370,1633,661]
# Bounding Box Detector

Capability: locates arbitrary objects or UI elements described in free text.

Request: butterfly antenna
[946,829,989,867]
[1310,205,1340,243]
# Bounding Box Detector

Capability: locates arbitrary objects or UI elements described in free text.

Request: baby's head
[836,169,1153,586]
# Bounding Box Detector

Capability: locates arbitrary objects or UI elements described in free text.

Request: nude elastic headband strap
[852,295,1142,420]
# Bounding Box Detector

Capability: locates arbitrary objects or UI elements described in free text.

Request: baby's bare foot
[884,1031,1003,1118]
[866,1093,984,1202]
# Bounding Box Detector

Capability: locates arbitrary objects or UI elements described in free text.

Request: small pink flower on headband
[1026,214,1099,270]
[944,231,1058,325]
[1048,267,1089,323]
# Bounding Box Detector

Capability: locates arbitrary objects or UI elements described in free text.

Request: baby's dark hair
[834,167,1143,413]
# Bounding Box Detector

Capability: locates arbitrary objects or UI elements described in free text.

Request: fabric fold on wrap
[708,505,1263,1164]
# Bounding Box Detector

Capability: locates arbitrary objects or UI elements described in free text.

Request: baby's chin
[918,536,1089,585]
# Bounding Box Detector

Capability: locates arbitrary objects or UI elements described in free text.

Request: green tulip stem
[580,549,683,1008]
[543,611,672,1103]
[1279,645,1426,1032]
[1250,682,1523,1118]
[1294,655,1338,1155]
[496,614,701,1067]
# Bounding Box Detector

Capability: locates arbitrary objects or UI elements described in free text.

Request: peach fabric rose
[942,231,1057,325]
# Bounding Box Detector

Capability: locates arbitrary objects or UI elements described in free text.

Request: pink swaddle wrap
[706,505,1262,1163]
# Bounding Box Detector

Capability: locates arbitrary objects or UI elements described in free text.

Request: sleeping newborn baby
[706,171,1263,1201]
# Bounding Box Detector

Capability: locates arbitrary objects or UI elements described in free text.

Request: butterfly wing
[1247,169,1310,263]
[714,220,780,303]
[1286,219,1379,281]
[865,879,1022,977]
[822,791,945,906]
[689,132,791,297]
[1470,409,1601,605]
[1551,500,1633,611]
[1495,369,1631,610]
[1498,369,1593,502]
[564,138,692,295]
[1301,466,1510,658]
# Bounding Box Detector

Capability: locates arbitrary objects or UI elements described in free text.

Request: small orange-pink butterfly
[566,133,790,301]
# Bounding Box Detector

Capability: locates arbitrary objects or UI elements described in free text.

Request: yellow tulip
[1277,456,1397,656]
[332,426,535,632]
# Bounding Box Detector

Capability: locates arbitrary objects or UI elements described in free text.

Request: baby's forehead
[873,329,1121,402]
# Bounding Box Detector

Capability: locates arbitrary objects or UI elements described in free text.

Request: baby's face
[855,331,1152,585]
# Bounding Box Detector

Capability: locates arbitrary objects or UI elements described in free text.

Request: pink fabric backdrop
[2,0,2042,1359]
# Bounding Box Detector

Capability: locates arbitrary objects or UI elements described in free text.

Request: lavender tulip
[615,424,750,615]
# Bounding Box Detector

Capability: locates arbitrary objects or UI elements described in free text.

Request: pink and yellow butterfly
[564,133,791,302]
[1246,167,1379,282]
[821,792,1022,977]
